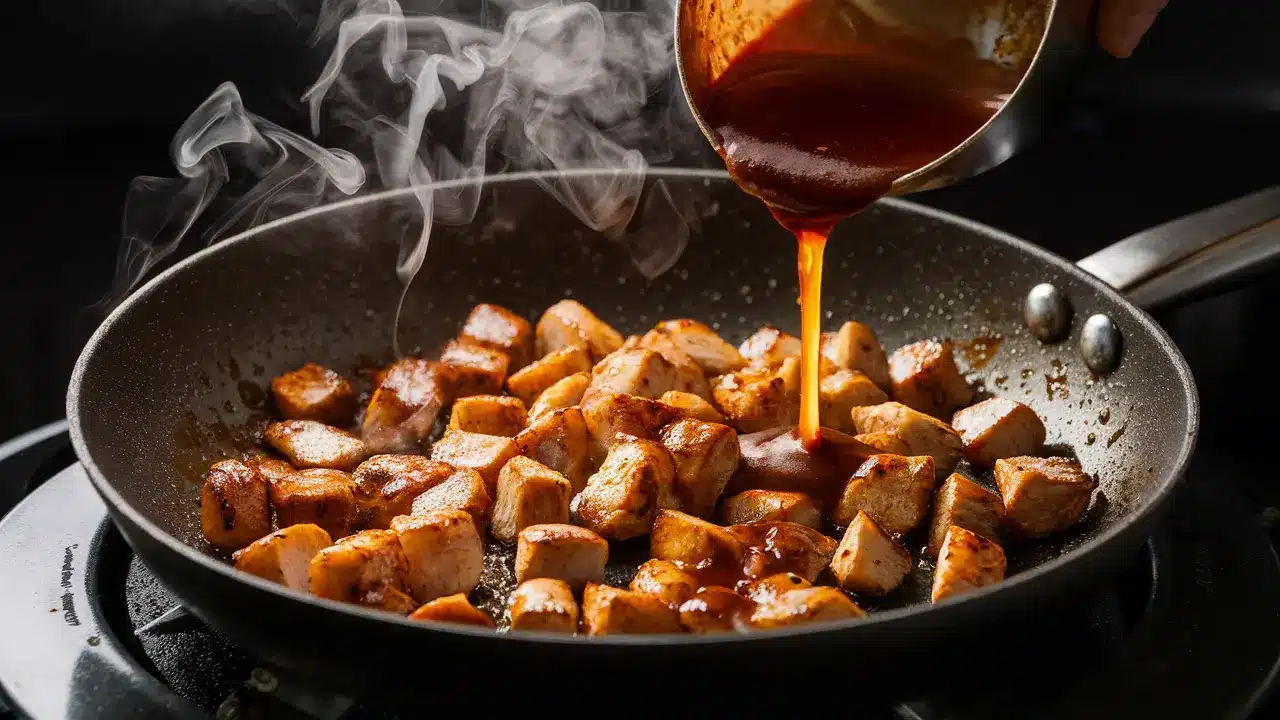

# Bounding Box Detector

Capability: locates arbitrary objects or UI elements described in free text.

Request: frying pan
[66,169,1278,707]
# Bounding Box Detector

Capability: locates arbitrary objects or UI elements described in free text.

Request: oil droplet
[1098,408,1111,425]
[1106,425,1128,448]
[1044,359,1069,401]
[1086,433,1096,445]
[1020,368,1034,380]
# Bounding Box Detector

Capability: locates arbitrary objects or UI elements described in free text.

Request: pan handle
[1076,185,1280,309]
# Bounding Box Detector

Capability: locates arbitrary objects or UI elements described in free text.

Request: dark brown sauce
[726,427,878,511]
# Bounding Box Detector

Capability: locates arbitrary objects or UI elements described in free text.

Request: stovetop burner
[1,424,1278,719]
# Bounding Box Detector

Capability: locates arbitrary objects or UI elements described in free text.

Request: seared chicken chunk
[851,402,963,477]
[575,439,677,540]
[711,359,800,433]
[440,339,510,398]
[585,347,680,402]
[650,319,746,375]
[831,510,911,595]
[509,578,579,634]
[491,456,573,542]
[888,339,974,419]
[247,456,296,485]
[739,325,801,367]
[853,432,909,456]
[581,583,683,635]
[994,456,1096,537]
[352,455,454,529]
[408,594,495,627]
[951,398,1046,466]
[679,587,754,633]
[833,454,936,535]
[201,460,271,549]
[624,331,713,400]
[265,420,369,471]
[535,299,624,363]
[819,369,889,432]
[527,371,589,421]
[659,390,725,424]
[308,529,409,606]
[361,586,420,614]
[721,490,821,529]
[927,473,1004,558]
[515,523,609,588]
[430,430,520,493]
[582,392,681,462]
[506,345,592,406]
[650,509,746,573]
[361,358,448,454]
[659,418,740,519]
[409,468,492,532]
[270,363,357,425]
[822,321,891,390]
[391,510,484,602]
[730,521,839,583]
[270,468,359,538]
[931,525,1006,603]
[459,303,533,369]
[630,559,699,609]
[447,395,527,437]
[515,406,590,493]
[741,572,813,604]
[749,587,866,628]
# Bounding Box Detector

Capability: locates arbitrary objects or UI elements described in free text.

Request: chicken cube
[430,429,520,493]
[269,469,358,539]
[630,559,699,609]
[390,510,484,602]
[581,583,683,635]
[741,572,813,604]
[308,529,409,606]
[361,358,448,454]
[888,340,974,419]
[352,455,454,529]
[721,490,821,529]
[491,456,573,542]
[440,339,510,399]
[574,439,677,540]
[515,406,591,494]
[624,331,714,400]
[246,456,296,485]
[581,392,682,462]
[749,587,866,628]
[659,390,725,424]
[951,398,1047,466]
[446,395,527,438]
[927,473,1004,558]
[270,363,357,425]
[710,361,800,433]
[831,510,912,595]
[820,369,889,432]
[729,521,839,582]
[506,346,592,406]
[265,420,370,472]
[994,456,1096,537]
[408,594,495,627]
[851,402,963,477]
[650,509,746,573]
[363,586,420,615]
[528,371,589,421]
[410,468,492,532]
[459,303,534,369]
[822,321,891,390]
[651,319,746,375]
[535,299,624,363]
[833,454,936,535]
[931,525,1007,603]
[739,325,801,367]
[679,587,754,633]
[509,578,579,634]
[585,347,678,401]
[658,418,740,519]
[853,432,909,456]
[201,460,271,549]
[515,524,609,588]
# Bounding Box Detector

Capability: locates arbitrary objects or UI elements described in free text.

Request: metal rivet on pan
[1024,283,1072,342]
[1080,314,1123,374]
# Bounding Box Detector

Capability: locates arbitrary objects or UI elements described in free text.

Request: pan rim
[66,167,1200,646]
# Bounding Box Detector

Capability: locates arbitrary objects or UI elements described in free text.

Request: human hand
[1097,0,1168,58]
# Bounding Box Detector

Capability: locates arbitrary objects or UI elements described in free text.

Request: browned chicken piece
[821,321,891,390]
[853,432,909,456]
[659,418,740,519]
[390,510,484,602]
[459,303,534,369]
[749,587,866,629]
[581,392,682,463]
[233,524,333,591]
[265,420,370,471]
[927,473,1004,558]
[629,559,699,609]
[535,299,624,363]
[931,525,1006,603]
[659,390,725,424]
[740,572,813,604]
[951,398,1047,466]
[361,358,448,454]
[585,347,680,402]
[409,468,492,532]
[651,319,747,375]
[270,363,357,425]
[629,331,716,399]
[527,371,589,421]
[650,509,746,573]
[831,510,912,595]
[581,583,684,635]
[491,456,573,542]
[721,490,821,529]
[515,524,609,588]
[679,587,755,633]
[447,395,527,437]
[269,468,359,538]
[574,439,677,540]
[408,593,496,627]
[994,456,1096,538]
[364,586,420,614]
[308,529,409,607]
[515,406,590,494]
[351,455,454,529]
[820,369,889,432]
[729,521,839,583]
[887,339,974,419]
[851,402,964,477]
[201,460,271,549]
[430,429,520,493]
[440,339,510,399]
[739,325,801,367]
[833,454,936,535]
[506,345,592,406]
[711,359,800,433]
[246,456,296,485]
[509,578,579,634]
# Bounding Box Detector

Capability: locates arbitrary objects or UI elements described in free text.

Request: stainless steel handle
[1076,186,1280,309]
